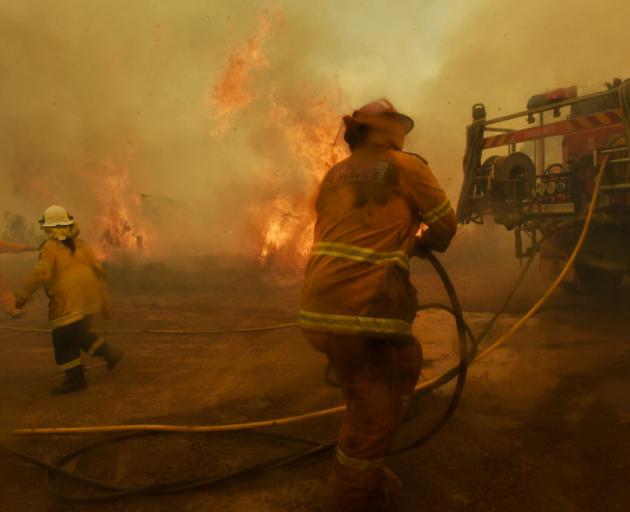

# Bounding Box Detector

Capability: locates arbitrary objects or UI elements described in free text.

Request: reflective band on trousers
[311,242,409,271]
[299,310,412,336]
[423,199,452,225]
[87,337,105,356]
[58,358,82,372]
[336,446,385,471]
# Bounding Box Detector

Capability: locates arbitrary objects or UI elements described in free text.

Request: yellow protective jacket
[300,116,456,338]
[16,230,108,328]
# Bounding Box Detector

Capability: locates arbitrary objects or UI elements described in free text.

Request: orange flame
[258,91,347,270]
[207,5,348,273]
[258,195,306,262]
[95,157,149,260]
[204,6,277,135]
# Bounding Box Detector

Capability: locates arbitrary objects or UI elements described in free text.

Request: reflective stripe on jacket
[311,242,409,271]
[299,310,412,336]
[300,115,456,337]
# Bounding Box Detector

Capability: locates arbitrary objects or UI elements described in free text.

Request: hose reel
[481,152,536,208]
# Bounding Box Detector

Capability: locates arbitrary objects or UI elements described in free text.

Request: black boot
[95,343,124,370]
[51,366,87,395]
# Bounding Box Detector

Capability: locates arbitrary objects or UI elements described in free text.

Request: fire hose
[0,155,610,501]
[0,323,300,335]
[1,251,475,501]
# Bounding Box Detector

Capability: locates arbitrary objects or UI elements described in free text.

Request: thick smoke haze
[1,0,629,265]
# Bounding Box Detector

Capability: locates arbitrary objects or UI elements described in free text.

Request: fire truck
[456,79,630,293]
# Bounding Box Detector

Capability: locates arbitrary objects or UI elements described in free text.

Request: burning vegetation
[96,158,149,261]
[1,0,629,282]
[258,94,347,270]
[204,6,277,136]
[206,6,348,274]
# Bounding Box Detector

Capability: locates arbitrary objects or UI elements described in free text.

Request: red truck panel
[563,123,625,160]
[482,110,623,149]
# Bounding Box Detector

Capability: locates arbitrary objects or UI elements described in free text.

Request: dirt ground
[1,249,629,512]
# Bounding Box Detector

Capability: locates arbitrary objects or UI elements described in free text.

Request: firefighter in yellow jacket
[301,99,457,512]
[15,205,123,395]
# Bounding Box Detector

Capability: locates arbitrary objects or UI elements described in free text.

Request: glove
[412,237,431,259]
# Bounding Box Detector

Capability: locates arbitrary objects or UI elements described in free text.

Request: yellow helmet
[39,205,74,228]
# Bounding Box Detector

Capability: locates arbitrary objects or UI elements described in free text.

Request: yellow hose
[0,324,299,335]
[416,155,609,391]
[9,157,609,436]
[473,154,608,362]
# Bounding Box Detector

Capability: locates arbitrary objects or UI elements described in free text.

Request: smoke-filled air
[1,0,629,272]
[5,2,630,510]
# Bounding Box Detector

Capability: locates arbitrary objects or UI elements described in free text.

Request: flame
[207,4,348,274]
[267,92,347,181]
[204,6,277,135]
[258,195,304,262]
[95,157,149,260]
[258,91,347,269]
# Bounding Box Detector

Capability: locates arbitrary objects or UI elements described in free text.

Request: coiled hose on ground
[1,249,474,501]
[0,155,610,501]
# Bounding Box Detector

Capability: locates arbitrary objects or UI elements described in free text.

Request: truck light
[527,86,578,110]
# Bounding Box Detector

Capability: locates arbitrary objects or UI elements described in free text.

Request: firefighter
[0,239,36,317]
[301,99,457,512]
[14,205,123,395]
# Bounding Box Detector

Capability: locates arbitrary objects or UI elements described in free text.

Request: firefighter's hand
[412,237,431,259]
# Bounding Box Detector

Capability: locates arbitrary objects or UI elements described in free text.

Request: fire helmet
[349,98,414,134]
[39,205,74,228]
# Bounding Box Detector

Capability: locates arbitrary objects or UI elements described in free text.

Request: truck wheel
[575,263,624,295]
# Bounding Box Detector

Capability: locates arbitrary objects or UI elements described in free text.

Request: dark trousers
[51,315,105,371]
[304,330,423,512]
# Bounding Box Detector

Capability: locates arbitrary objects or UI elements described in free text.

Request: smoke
[410,0,630,195]
[0,0,629,267]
